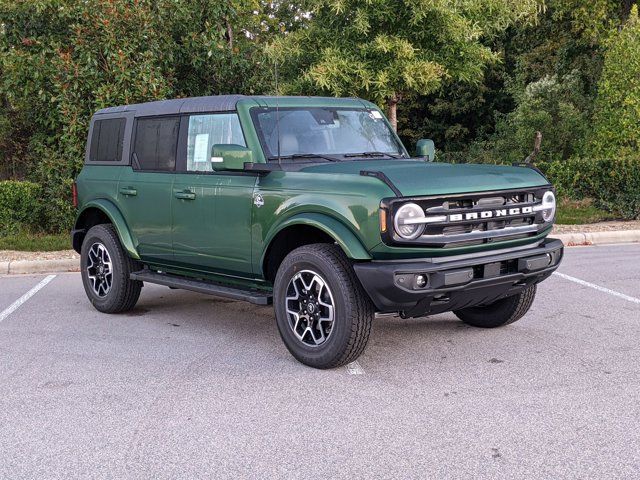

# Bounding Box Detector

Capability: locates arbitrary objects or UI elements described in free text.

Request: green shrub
[545,155,640,220]
[543,158,591,199]
[27,147,80,233]
[456,71,592,166]
[0,181,42,235]
[500,72,591,163]
[589,6,640,157]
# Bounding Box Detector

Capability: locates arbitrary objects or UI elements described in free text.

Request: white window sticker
[193,134,210,163]
[370,110,384,119]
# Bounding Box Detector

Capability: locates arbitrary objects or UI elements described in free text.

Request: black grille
[383,187,552,248]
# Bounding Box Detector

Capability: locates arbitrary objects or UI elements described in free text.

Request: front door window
[186,114,245,172]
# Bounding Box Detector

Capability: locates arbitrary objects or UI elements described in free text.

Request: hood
[299,160,549,197]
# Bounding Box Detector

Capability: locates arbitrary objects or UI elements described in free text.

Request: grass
[556,198,613,225]
[0,232,70,251]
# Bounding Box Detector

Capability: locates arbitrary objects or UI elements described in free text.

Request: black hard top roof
[93,95,374,117]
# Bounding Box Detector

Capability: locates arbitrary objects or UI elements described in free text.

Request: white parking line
[346,360,365,375]
[554,272,640,305]
[0,275,56,323]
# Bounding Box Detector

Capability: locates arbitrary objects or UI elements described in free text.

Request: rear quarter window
[88,118,126,162]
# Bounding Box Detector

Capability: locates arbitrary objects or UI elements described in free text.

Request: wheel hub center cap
[306,303,316,314]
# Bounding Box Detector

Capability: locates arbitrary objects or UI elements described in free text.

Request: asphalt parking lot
[1,244,639,479]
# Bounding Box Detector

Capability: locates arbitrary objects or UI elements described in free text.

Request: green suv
[72,95,563,369]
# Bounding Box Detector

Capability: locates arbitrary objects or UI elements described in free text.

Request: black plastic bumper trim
[354,237,563,317]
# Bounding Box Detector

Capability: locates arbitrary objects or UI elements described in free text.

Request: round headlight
[394,203,425,240]
[541,191,556,222]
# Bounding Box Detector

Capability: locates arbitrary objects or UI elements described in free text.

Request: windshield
[251,107,404,159]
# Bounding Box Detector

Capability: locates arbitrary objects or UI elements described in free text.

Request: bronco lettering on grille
[448,206,533,222]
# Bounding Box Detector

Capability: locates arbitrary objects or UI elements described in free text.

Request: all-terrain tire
[273,243,374,369]
[453,284,537,328]
[80,224,142,313]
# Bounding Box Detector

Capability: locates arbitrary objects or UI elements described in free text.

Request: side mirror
[211,144,253,170]
[416,139,435,161]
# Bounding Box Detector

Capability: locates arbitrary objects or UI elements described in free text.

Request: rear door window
[89,118,126,162]
[132,117,180,171]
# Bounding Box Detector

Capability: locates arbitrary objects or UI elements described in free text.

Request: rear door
[117,116,179,265]
[171,112,256,277]
[82,113,130,209]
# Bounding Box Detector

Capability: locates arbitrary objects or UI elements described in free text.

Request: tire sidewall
[454,284,537,328]
[274,250,353,366]
[80,225,129,312]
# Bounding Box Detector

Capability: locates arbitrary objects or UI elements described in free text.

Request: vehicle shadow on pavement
[129,286,495,369]
[81,280,564,376]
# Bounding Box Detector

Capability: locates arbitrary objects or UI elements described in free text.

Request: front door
[171,113,256,277]
[117,115,180,265]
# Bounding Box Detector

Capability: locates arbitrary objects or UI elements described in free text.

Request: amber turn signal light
[379,208,388,233]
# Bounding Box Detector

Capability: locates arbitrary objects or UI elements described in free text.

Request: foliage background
[0,0,639,236]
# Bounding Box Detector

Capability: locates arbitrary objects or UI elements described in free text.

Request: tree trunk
[387,95,398,133]
[225,18,234,50]
[621,0,634,19]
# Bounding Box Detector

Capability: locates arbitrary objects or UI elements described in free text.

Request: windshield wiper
[268,153,341,162]
[343,151,403,159]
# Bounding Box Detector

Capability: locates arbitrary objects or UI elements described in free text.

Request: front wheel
[273,244,374,369]
[453,284,537,328]
[80,224,142,313]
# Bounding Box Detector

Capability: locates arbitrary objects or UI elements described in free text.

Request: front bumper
[354,238,564,318]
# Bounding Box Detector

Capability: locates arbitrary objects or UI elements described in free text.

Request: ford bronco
[72,95,563,369]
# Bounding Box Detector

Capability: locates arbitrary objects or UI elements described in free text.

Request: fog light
[415,274,427,288]
[548,250,561,266]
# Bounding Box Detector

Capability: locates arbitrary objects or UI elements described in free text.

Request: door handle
[119,187,137,196]
[174,190,196,200]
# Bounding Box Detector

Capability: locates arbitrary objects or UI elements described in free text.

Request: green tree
[473,71,591,164]
[421,0,633,162]
[268,0,539,131]
[397,62,514,154]
[590,5,640,156]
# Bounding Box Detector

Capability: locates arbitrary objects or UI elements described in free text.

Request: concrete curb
[553,229,640,247]
[2,230,640,275]
[1,258,79,275]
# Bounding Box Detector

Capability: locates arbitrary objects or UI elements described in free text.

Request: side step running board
[130,270,272,305]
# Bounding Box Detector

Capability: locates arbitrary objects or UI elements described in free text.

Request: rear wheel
[80,224,142,313]
[273,244,374,369]
[453,284,537,328]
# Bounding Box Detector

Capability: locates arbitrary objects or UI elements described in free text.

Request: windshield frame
[249,106,408,162]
